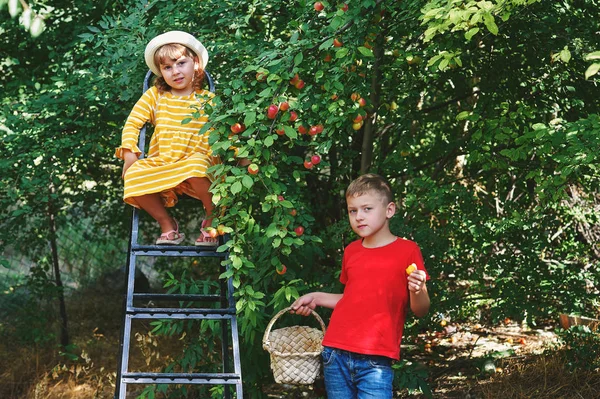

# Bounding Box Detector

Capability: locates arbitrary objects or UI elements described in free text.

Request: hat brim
[144,31,209,76]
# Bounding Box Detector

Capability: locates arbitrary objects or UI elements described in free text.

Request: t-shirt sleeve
[115,87,158,160]
[409,243,430,280]
[340,244,350,285]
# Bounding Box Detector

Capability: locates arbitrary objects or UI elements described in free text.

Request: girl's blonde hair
[153,43,205,93]
[346,173,394,204]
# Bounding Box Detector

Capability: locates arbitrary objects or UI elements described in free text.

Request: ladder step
[133,293,222,302]
[132,244,228,257]
[127,307,236,319]
[122,372,241,385]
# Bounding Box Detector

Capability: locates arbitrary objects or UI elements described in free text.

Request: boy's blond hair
[346,173,394,204]
[153,43,205,93]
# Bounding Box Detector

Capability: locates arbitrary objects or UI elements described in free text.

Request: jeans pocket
[321,347,336,367]
[368,356,392,369]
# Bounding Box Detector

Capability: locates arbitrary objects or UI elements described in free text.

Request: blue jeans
[322,347,394,399]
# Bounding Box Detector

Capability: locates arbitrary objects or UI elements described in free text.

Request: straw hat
[144,31,209,75]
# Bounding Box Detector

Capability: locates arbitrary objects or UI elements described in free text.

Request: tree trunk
[48,185,69,347]
[360,31,384,174]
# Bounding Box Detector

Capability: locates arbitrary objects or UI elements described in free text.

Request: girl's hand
[407,270,427,294]
[122,151,139,178]
[290,294,317,317]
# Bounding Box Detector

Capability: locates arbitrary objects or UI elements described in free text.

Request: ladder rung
[122,372,241,385]
[126,307,236,319]
[133,293,222,302]
[132,244,227,257]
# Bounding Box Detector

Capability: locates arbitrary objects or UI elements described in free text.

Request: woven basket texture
[268,325,324,384]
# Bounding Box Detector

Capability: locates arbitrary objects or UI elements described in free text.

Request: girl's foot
[195,220,218,247]
[156,219,185,245]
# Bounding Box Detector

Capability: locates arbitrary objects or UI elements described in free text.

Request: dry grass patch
[477,351,600,399]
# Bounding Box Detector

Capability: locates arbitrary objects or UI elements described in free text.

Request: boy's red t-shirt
[322,237,429,360]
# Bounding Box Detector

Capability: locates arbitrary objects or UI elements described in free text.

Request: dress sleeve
[115,87,158,160]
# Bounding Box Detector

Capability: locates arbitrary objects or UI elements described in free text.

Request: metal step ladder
[114,70,243,398]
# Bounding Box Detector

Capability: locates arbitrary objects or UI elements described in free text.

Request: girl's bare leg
[187,177,214,222]
[134,193,176,233]
[187,177,218,244]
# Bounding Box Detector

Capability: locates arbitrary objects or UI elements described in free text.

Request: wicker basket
[262,306,327,385]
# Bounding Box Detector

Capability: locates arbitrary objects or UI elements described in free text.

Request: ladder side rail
[228,272,243,397]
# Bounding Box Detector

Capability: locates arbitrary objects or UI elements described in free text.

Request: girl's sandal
[195,220,219,247]
[156,219,186,245]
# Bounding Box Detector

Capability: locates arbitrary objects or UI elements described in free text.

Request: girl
[115,31,218,246]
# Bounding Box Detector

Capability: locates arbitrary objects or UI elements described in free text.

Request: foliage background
[1,0,599,397]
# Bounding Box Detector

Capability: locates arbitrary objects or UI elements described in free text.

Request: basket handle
[262,306,327,351]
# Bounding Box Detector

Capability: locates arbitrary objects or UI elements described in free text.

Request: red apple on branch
[230,123,245,134]
[311,155,321,165]
[314,2,324,11]
[289,111,298,122]
[267,104,279,119]
[248,163,259,175]
[276,264,287,275]
[295,226,305,236]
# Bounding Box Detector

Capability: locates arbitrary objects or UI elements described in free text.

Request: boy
[291,173,430,399]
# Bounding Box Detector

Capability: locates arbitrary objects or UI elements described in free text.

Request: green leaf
[483,13,498,35]
[244,111,256,126]
[456,111,470,121]
[585,51,600,61]
[241,175,254,189]
[357,47,374,57]
[264,135,274,147]
[230,181,242,195]
[465,27,479,41]
[585,63,600,79]
[335,48,349,58]
[294,52,303,65]
[181,118,192,125]
[559,47,571,63]
[284,125,297,139]
[319,38,334,50]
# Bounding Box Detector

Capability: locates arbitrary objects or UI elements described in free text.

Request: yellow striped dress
[115,86,219,208]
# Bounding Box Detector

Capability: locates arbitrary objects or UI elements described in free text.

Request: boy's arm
[408,270,430,318]
[290,292,343,316]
